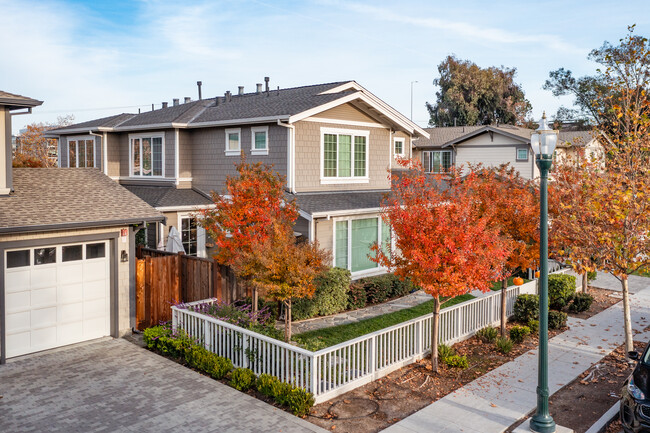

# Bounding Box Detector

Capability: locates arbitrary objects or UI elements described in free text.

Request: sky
[3,0,650,134]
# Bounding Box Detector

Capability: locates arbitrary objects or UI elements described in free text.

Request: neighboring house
[0,90,163,363]
[554,130,605,166]
[48,80,429,278]
[413,125,604,178]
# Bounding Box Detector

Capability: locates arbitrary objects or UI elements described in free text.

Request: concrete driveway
[0,338,325,433]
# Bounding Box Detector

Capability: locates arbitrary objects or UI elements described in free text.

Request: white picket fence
[172,277,549,403]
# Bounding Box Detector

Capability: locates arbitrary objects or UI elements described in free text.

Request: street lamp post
[529,112,558,433]
[410,81,418,121]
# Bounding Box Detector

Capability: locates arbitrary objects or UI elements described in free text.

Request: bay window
[130,133,163,177]
[68,138,95,168]
[322,128,368,182]
[423,150,452,173]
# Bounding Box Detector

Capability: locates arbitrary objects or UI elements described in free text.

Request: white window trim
[250,126,269,156]
[331,215,389,277]
[320,127,370,184]
[67,135,96,168]
[516,147,529,162]
[178,213,206,258]
[423,150,453,173]
[394,137,405,157]
[225,128,241,156]
[128,132,166,178]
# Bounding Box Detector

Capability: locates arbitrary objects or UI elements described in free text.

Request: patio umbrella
[165,226,186,254]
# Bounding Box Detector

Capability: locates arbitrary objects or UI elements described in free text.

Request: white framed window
[129,133,164,177]
[68,136,95,168]
[394,138,405,156]
[516,147,529,161]
[333,216,391,276]
[251,126,269,155]
[225,128,241,156]
[321,127,369,184]
[423,150,452,173]
[178,214,207,258]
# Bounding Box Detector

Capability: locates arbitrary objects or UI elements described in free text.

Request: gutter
[276,120,296,193]
[0,216,166,234]
[87,130,106,175]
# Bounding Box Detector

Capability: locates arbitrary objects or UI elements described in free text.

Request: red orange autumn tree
[470,164,539,336]
[15,115,74,167]
[372,161,510,371]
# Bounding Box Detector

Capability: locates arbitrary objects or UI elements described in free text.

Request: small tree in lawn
[199,160,298,313]
[372,161,510,371]
[250,226,329,342]
[470,164,539,336]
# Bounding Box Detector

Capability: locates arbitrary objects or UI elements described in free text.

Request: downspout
[88,130,104,172]
[175,128,180,186]
[276,120,296,193]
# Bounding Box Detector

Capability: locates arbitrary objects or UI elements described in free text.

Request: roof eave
[0,216,165,235]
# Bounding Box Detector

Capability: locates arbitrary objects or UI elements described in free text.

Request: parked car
[621,342,650,432]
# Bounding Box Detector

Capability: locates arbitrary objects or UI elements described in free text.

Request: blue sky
[4,0,650,133]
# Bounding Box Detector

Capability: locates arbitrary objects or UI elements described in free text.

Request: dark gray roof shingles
[123,185,213,208]
[290,190,389,215]
[0,169,163,233]
[49,113,135,132]
[0,90,43,109]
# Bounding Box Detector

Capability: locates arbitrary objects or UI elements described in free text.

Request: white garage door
[4,241,110,358]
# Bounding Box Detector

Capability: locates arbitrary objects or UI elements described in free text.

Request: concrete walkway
[383,275,650,433]
[0,338,326,433]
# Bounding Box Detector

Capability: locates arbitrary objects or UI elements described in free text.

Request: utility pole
[410,81,418,121]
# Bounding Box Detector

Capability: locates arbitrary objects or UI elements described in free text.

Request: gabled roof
[557,130,596,148]
[122,185,213,209]
[0,169,164,233]
[416,125,531,149]
[47,81,428,138]
[0,90,43,111]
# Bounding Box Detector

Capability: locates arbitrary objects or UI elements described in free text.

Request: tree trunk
[500,278,508,337]
[622,277,634,357]
[431,295,440,372]
[582,272,588,293]
[252,285,259,315]
[284,299,292,342]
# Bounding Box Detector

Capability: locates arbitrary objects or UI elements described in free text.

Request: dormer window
[129,133,164,177]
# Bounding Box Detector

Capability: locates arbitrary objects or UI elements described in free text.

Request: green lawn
[490,276,531,291]
[294,293,475,350]
[633,268,650,278]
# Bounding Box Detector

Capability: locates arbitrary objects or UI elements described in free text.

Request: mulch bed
[506,341,640,433]
[307,324,565,433]
[567,287,621,320]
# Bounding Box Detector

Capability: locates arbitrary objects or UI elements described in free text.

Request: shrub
[569,292,594,313]
[548,274,577,310]
[229,368,256,392]
[476,326,498,343]
[271,381,294,406]
[513,294,539,323]
[256,374,280,398]
[292,268,351,320]
[347,282,367,310]
[438,343,455,362]
[587,271,598,282]
[527,319,539,334]
[185,346,233,379]
[389,276,416,298]
[509,325,531,344]
[444,354,469,369]
[143,325,170,350]
[495,337,513,354]
[286,388,315,417]
[548,311,568,330]
[363,275,394,304]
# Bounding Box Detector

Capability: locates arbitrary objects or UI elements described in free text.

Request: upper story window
[423,150,452,173]
[321,127,369,184]
[225,128,241,156]
[394,138,405,156]
[251,126,269,155]
[68,137,95,168]
[130,133,164,177]
[516,148,529,161]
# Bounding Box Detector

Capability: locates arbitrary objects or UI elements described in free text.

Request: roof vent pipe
[265,76,269,94]
[238,86,244,96]
[184,97,191,103]
[256,83,262,94]
[162,102,168,108]
[225,91,231,102]
[173,98,179,106]
[197,81,202,100]
[277,86,280,96]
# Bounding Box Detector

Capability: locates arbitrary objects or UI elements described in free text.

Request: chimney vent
[264,76,270,94]
[256,83,262,94]
[225,91,231,102]
[184,97,191,104]
[162,102,168,109]
[173,98,179,106]
[197,81,203,100]
[277,85,280,96]
[238,86,244,96]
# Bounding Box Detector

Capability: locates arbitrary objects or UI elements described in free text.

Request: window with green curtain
[351,218,378,272]
[338,135,351,177]
[255,131,267,149]
[324,134,337,177]
[381,220,391,259]
[335,221,349,268]
[354,136,366,176]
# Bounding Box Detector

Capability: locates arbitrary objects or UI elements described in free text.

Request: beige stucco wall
[0,226,133,335]
[314,218,333,258]
[293,121,392,192]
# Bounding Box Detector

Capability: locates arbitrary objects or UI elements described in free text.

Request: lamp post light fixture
[529,112,559,433]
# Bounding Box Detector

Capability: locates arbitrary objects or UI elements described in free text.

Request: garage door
[4,241,110,358]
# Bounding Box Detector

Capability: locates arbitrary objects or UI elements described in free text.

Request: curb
[585,402,619,433]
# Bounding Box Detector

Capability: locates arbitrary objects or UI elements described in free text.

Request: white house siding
[454,134,538,179]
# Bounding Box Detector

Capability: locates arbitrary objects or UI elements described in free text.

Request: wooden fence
[135,247,250,330]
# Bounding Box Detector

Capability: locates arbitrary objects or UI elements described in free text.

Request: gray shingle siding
[95,136,102,170]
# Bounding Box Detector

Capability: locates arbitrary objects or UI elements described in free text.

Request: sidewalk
[383,275,650,433]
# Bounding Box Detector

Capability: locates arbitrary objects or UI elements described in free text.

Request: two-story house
[412,125,604,178]
[49,80,428,279]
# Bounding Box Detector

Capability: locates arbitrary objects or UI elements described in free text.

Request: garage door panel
[58,302,83,323]
[83,279,108,301]
[58,263,83,285]
[5,270,31,293]
[31,327,58,350]
[58,322,83,344]
[6,331,31,358]
[58,283,83,304]
[6,291,30,313]
[31,286,57,308]
[83,317,107,339]
[31,267,57,290]
[6,310,30,333]
[84,298,107,318]
[31,306,57,328]
[83,260,107,281]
